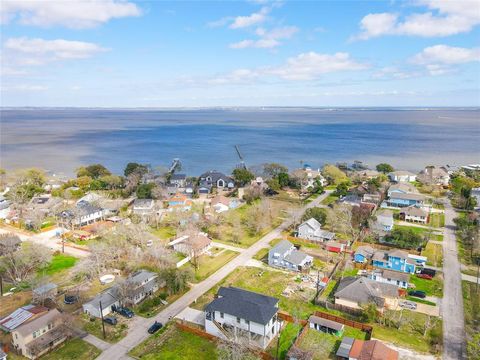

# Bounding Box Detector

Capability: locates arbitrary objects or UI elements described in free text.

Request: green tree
[124,162,148,177]
[302,207,327,225]
[263,163,288,178]
[76,164,111,179]
[99,175,124,190]
[334,181,350,197]
[322,164,348,185]
[376,163,394,174]
[232,168,254,186]
[136,183,155,199]
[277,172,290,188]
[467,333,480,360]
[383,227,424,249]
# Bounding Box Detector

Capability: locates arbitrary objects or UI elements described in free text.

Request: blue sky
[1,0,479,107]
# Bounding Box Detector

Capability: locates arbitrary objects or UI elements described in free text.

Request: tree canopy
[322,164,348,185]
[232,168,255,186]
[302,207,327,225]
[136,183,155,199]
[376,163,394,174]
[124,162,149,177]
[77,164,111,179]
[383,227,424,249]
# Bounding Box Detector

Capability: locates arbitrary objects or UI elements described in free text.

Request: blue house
[353,246,375,263]
[387,192,425,208]
[372,249,417,273]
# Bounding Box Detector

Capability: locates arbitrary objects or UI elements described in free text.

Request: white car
[399,300,417,310]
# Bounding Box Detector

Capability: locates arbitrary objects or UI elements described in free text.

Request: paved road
[441,201,467,360]
[94,191,332,359]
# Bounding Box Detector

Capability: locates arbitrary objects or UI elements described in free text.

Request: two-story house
[400,206,429,224]
[205,286,281,349]
[387,171,417,183]
[372,210,394,232]
[124,270,160,305]
[387,183,418,197]
[386,192,425,208]
[268,240,313,272]
[198,171,235,194]
[353,245,375,264]
[211,195,239,213]
[170,233,212,260]
[132,199,156,217]
[57,200,106,227]
[169,173,187,188]
[369,269,410,289]
[417,166,450,186]
[11,309,67,359]
[297,218,335,242]
[372,250,416,274]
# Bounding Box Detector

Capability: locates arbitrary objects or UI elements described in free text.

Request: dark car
[408,290,426,299]
[148,321,163,334]
[115,306,135,318]
[64,295,79,305]
[416,273,433,280]
[104,316,118,325]
[421,268,437,277]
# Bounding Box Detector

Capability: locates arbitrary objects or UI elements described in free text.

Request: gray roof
[355,246,375,258]
[300,218,322,231]
[199,171,232,184]
[270,240,293,255]
[389,183,418,194]
[401,206,427,217]
[76,200,102,216]
[389,192,425,201]
[84,287,120,310]
[171,174,186,180]
[127,270,157,286]
[15,309,61,337]
[285,249,311,266]
[374,269,410,283]
[205,286,278,325]
[309,315,344,331]
[133,199,154,208]
[335,277,398,307]
[336,337,355,358]
[33,283,57,295]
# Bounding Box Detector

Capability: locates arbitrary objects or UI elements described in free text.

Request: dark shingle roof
[205,286,278,325]
[334,277,398,307]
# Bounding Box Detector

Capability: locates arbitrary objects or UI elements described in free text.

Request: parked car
[148,321,163,334]
[64,295,79,304]
[115,306,135,318]
[399,301,417,310]
[416,273,433,280]
[408,290,426,299]
[421,268,436,277]
[104,316,118,325]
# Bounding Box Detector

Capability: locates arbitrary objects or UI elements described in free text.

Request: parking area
[175,307,205,326]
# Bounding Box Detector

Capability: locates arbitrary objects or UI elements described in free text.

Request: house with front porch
[372,249,418,274]
[205,287,281,349]
[369,268,410,289]
[400,206,429,224]
[268,240,313,272]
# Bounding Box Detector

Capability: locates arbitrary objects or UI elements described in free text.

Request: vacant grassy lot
[185,250,239,282]
[428,213,445,228]
[38,254,78,276]
[321,194,339,206]
[267,322,303,359]
[151,226,176,241]
[80,315,128,343]
[296,328,339,360]
[42,338,101,360]
[422,242,443,267]
[130,325,218,360]
[410,275,444,297]
[463,281,480,341]
[253,247,269,261]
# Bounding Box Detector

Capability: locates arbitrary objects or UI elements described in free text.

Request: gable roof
[205,286,278,325]
[309,315,344,331]
[373,269,410,283]
[388,183,418,194]
[199,171,232,183]
[270,239,294,255]
[14,309,62,337]
[334,277,398,307]
[301,218,322,231]
[355,246,375,258]
[389,192,425,201]
[84,287,120,310]
[401,206,427,217]
[211,195,232,207]
[358,339,399,360]
[133,199,154,208]
[0,305,49,331]
[285,249,311,266]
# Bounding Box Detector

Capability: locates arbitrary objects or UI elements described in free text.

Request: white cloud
[354,1,480,39]
[229,6,270,29]
[210,51,367,83]
[410,45,480,75]
[2,84,49,92]
[1,0,141,29]
[372,66,419,80]
[4,37,108,66]
[230,25,298,49]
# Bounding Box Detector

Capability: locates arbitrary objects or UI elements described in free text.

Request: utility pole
[0,276,3,296]
[99,301,106,339]
[476,256,480,293]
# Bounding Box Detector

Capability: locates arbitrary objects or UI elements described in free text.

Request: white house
[373,210,394,232]
[124,270,160,305]
[400,206,429,224]
[417,166,450,186]
[132,199,156,216]
[211,195,239,213]
[169,233,212,259]
[369,269,410,289]
[388,171,417,183]
[82,287,120,318]
[268,240,313,272]
[297,218,335,242]
[205,287,281,349]
[471,187,480,210]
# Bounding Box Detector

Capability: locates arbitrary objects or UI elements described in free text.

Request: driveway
[175,307,205,326]
[94,191,333,360]
[441,202,467,360]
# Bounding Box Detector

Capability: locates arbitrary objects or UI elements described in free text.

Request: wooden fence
[313,310,372,339]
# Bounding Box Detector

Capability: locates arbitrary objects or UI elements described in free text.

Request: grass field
[151,226,176,241]
[185,250,239,282]
[462,281,480,341]
[130,325,218,360]
[268,322,303,359]
[321,194,338,206]
[42,339,101,360]
[38,254,78,276]
[80,315,128,343]
[253,247,269,261]
[428,213,445,228]
[296,328,339,360]
[410,275,444,297]
[422,242,443,267]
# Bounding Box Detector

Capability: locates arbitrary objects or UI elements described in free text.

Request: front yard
[410,274,444,297]
[79,315,129,343]
[42,338,101,360]
[462,281,480,341]
[295,328,339,360]
[422,242,443,267]
[428,213,445,228]
[184,249,239,282]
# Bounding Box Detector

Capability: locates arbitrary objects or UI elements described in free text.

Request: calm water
[1,108,479,176]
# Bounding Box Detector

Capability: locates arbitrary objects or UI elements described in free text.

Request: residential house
[400,206,429,224]
[388,171,417,183]
[472,187,480,210]
[308,315,344,336]
[167,193,192,211]
[417,166,450,186]
[336,337,399,360]
[204,286,281,349]
[0,195,11,210]
[82,287,120,318]
[199,171,235,193]
[334,277,399,310]
[170,233,212,259]
[369,269,410,289]
[387,183,418,197]
[297,218,335,242]
[211,195,239,213]
[339,194,362,207]
[268,240,313,272]
[169,173,187,188]
[0,305,49,332]
[291,166,327,191]
[0,233,21,255]
[11,309,68,359]
[28,195,63,215]
[363,193,382,205]
[372,250,418,274]
[32,283,58,304]
[124,270,160,306]
[57,200,106,227]
[386,192,425,208]
[353,245,375,264]
[373,210,394,232]
[132,199,155,216]
[354,169,380,180]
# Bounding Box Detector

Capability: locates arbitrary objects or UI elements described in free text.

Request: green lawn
[296,328,339,360]
[268,322,303,359]
[151,226,176,240]
[406,296,436,306]
[42,338,101,360]
[410,275,444,297]
[422,242,443,267]
[428,213,445,228]
[462,281,480,340]
[81,315,128,343]
[253,247,269,261]
[184,250,239,282]
[39,254,78,276]
[343,326,368,340]
[321,194,338,206]
[129,325,218,360]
